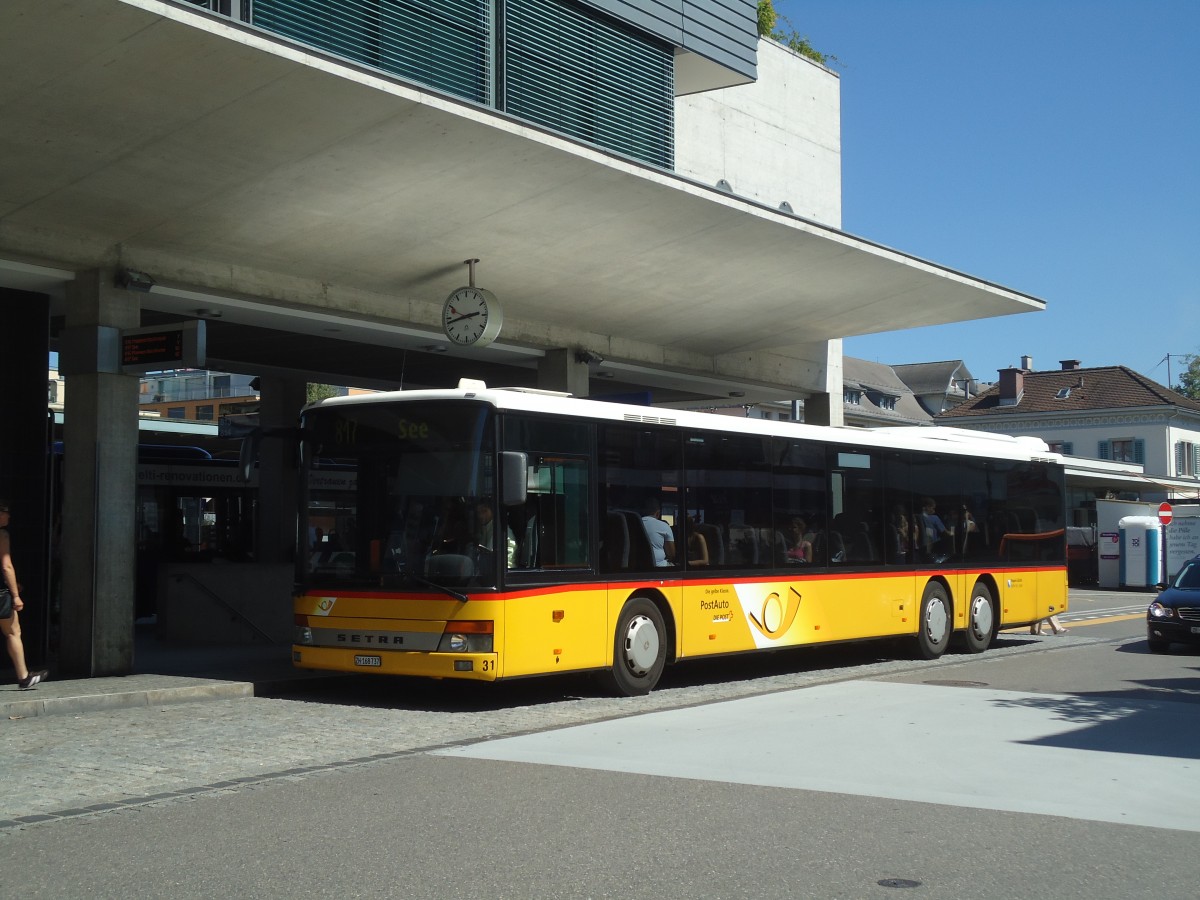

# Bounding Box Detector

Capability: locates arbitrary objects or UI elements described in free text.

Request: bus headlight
[294,625,314,644]
[437,621,494,653]
[1148,602,1173,619]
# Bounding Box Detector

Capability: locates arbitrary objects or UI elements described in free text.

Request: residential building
[938,358,1200,520]
[139,370,260,421]
[892,360,984,416]
[841,357,931,427]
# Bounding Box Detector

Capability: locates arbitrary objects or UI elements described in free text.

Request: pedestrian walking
[1031,614,1067,635]
[0,500,49,690]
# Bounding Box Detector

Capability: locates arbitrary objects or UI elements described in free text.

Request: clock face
[442,287,502,346]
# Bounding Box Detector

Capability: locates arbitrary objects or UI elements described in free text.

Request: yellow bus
[293,379,1067,694]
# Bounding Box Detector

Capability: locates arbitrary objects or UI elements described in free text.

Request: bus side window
[512,456,590,570]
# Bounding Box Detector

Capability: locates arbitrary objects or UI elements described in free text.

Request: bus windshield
[299,400,498,591]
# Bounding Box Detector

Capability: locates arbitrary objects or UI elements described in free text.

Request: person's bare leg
[2,614,29,682]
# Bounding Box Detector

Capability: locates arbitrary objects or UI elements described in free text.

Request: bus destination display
[120,321,206,372]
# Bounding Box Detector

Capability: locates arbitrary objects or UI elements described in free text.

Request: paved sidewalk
[1,630,340,720]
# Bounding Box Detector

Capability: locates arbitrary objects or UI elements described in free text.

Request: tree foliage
[756,2,839,68]
[307,383,339,404]
[1177,354,1200,400]
[756,0,776,36]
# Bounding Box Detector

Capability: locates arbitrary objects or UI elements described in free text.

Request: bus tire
[604,597,667,696]
[963,582,995,654]
[915,581,951,660]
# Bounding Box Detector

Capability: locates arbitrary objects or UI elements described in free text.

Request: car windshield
[1172,560,1200,590]
[299,400,500,591]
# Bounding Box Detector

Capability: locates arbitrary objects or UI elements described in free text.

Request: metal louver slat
[504,0,674,168]
[252,0,491,103]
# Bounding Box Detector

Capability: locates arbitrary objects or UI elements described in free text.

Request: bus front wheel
[604,597,667,696]
[915,582,951,660]
[963,582,995,654]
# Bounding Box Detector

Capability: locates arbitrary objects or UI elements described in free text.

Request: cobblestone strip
[1,634,1088,831]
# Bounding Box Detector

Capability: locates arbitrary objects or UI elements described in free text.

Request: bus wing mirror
[238,426,302,481]
[238,431,261,482]
[501,451,528,507]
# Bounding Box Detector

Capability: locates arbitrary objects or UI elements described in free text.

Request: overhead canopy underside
[1,0,1044,391]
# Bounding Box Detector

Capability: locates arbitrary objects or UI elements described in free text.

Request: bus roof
[308,379,1057,464]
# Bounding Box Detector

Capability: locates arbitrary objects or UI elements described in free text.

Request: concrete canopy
[2,0,1044,394]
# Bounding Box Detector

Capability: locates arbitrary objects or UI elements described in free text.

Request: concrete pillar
[806,338,844,427]
[804,393,834,426]
[255,376,305,564]
[59,270,140,677]
[537,349,590,397]
[0,288,51,669]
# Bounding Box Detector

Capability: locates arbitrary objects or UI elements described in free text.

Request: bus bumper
[292,646,499,681]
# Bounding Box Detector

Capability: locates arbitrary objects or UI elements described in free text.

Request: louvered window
[252,0,492,103]
[1177,441,1200,477]
[503,0,674,168]
[1101,438,1144,464]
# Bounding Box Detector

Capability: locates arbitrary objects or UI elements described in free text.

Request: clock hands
[447,309,482,325]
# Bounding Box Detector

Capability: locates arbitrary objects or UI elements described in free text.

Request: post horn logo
[748,586,802,639]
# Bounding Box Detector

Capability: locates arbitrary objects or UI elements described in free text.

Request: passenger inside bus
[640,497,676,567]
[685,516,709,566]
[785,517,813,563]
[918,497,950,559]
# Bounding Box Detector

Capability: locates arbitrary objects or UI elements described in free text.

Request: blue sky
[772,0,1199,388]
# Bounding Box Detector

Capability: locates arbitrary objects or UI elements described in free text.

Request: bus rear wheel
[964,582,995,653]
[915,581,951,660]
[604,597,667,696]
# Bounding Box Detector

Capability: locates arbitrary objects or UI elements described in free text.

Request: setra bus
[292,379,1067,694]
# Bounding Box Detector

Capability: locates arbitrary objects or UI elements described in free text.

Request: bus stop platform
[1,628,338,720]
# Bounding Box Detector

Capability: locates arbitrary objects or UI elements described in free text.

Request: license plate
[354,655,382,667]
[1191,627,1200,635]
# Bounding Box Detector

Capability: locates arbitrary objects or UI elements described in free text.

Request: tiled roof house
[841,357,933,427]
[937,359,1200,493]
[891,359,983,415]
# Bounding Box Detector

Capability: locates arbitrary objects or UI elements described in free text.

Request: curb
[2,680,254,719]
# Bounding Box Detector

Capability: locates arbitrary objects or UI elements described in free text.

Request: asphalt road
[4,588,1200,899]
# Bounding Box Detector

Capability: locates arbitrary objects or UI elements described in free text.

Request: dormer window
[844,389,862,406]
[863,389,898,411]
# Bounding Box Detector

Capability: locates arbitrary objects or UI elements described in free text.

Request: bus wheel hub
[623,615,660,674]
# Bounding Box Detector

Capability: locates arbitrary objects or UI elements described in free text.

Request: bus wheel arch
[603,591,673,696]
[915,578,952,660]
[963,577,998,653]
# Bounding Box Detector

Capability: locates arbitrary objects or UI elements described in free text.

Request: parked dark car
[1147,555,1200,652]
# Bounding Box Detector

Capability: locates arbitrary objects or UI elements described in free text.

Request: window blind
[253,0,492,103]
[503,0,674,168]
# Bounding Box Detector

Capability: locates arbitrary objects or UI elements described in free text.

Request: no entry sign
[1158,502,1174,526]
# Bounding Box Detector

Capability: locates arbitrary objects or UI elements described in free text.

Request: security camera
[115,269,156,292]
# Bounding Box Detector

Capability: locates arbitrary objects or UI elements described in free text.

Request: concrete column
[537,349,590,397]
[255,376,305,564]
[59,270,140,677]
[804,393,834,426]
[806,338,844,427]
[0,289,51,669]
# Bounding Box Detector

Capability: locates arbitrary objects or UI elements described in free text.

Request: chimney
[1020,354,1034,371]
[998,367,1024,406]
[1060,359,1081,371]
